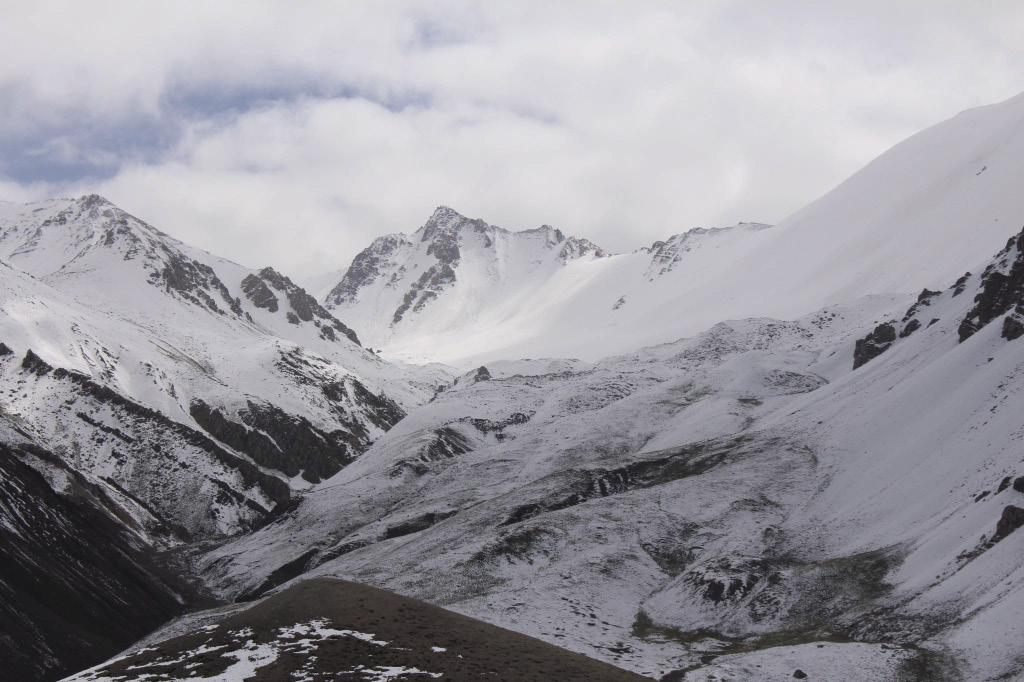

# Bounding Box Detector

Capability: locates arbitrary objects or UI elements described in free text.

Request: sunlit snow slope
[325,92,1024,367]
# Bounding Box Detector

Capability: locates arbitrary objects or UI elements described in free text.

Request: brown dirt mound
[72,577,652,681]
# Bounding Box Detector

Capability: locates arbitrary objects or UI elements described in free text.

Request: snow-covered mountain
[4,91,1024,682]
[194,224,1024,680]
[319,205,609,354]
[0,195,454,679]
[0,196,441,533]
[324,92,1024,367]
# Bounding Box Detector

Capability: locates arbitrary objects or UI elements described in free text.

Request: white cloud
[2,1,1024,276]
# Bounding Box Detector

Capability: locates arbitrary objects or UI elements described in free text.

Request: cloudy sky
[2,1,1023,276]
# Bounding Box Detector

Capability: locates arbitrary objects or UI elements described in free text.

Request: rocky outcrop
[190,399,360,484]
[852,322,897,370]
[384,510,458,540]
[958,227,1024,342]
[502,438,744,527]
[992,505,1024,543]
[853,228,1024,369]
[392,261,457,324]
[240,273,279,312]
[326,206,607,328]
[390,426,474,476]
[325,234,410,307]
[644,223,770,278]
[243,267,360,345]
[151,251,243,316]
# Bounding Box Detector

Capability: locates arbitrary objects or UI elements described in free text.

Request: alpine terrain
[1,93,1024,682]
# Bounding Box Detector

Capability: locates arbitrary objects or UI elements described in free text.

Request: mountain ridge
[318,91,1024,367]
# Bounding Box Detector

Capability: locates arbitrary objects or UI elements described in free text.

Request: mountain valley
[3,93,1024,682]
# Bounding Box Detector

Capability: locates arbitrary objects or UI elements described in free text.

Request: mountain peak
[418,206,489,244]
[77,193,113,209]
[428,205,465,224]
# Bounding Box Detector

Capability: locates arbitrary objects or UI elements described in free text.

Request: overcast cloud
[1,1,1023,276]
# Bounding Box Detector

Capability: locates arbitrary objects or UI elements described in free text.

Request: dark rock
[899,319,921,338]
[463,411,533,440]
[392,262,457,324]
[1014,477,1024,494]
[902,289,941,322]
[853,322,897,369]
[349,380,406,430]
[1002,311,1024,341]
[992,505,1024,543]
[240,273,279,312]
[0,342,12,356]
[236,549,319,602]
[253,267,360,344]
[155,251,243,316]
[190,398,360,484]
[21,349,53,375]
[384,510,458,540]
[390,426,473,476]
[958,227,1024,342]
[501,439,739,526]
[997,476,1012,493]
[793,670,808,679]
[326,234,409,306]
[951,272,971,297]
[475,366,492,381]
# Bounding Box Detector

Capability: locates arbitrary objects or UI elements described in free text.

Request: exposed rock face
[0,441,188,682]
[853,322,897,369]
[190,399,360,484]
[325,234,411,307]
[240,273,279,312]
[392,260,457,324]
[14,350,289,537]
[899,318,922,338]
[502,438,742,527]
[189,359,406,485]
[243,267,361,345]
[643,223,770,278]
[153,252,243,316]
[324,206,606,329]
[390,426,475,476]
[959,227,1024,342]
[992,505,1024,542]
[384,510,458,540]
[854,228,1024,369]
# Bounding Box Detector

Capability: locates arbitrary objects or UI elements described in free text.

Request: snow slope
[195,225,1024,680]
[325,91,1024,367]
